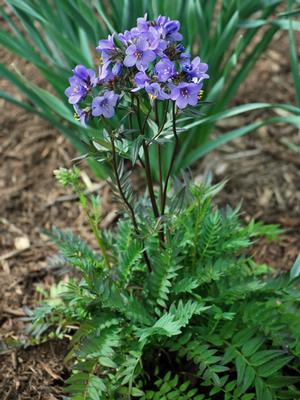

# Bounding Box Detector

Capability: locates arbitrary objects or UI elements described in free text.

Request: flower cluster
[65,14,209,124]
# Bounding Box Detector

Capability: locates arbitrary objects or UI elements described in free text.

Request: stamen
[198,90,204,101]
[134,51,142,60]
[149,93,157,100]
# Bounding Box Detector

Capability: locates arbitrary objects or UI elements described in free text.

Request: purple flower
[65,76,88,104]
[182,57,209,83]
[179,52,191,66]
[96,34,116,63]
[65,14,210,127]
[97,63,114,82]
[73,104,91,127]
[96,35,115,52]
[133,71,150,89]
[145,27,167,53]
[73,65,96,85]
[164,20,182,41]
[170,83,202,109]
[145,83,169,101]
[155,15,168,26]
[154,16,182,41]
[136,14,149,33]
[65,65,96,104]
[155,58,176,82]
[91,91,119,119]
[118,30,132,46]
[123,39,156,70]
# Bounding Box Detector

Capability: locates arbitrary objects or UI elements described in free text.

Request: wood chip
[14,236,30,251]
[40,362,62,381]
[0,247,30,262]
[2,307,26,317]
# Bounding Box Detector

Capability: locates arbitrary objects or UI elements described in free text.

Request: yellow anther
[198,90,204,101]
[134,51,142,60]
[148,93,157,101]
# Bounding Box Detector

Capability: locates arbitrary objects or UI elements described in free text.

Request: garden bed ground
[0,30,299,399]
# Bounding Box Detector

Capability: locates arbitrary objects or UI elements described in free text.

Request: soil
[0,24,299,400]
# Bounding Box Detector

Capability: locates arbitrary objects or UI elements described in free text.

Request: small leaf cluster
[30,184,300,399]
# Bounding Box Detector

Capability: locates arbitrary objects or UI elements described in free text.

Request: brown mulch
[0,27,299,400]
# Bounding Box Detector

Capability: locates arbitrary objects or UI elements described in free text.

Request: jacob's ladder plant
[30,15,300,400]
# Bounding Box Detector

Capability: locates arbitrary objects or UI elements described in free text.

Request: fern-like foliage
[113,219,143,284]
[29,184,300,400]
[141,372,203,399]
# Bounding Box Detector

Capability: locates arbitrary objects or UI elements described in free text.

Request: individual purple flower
[65,76,88,104]
[136,13,149,33]
[73,104,91,127]
[170,83,202,109]
[182,56,209,83]
[123,38,156,70]
[155,15,169,33]
[118,30,132,46]
[145,82,169,101]
[98,62,115,82]
[145,27,167,54]
[96,34,115,52]
[164,20,182,41]
[178,52,191,67]
[155,58,176,82]
[91,91,119,119]
[96,34,116,63]
[133,71,150,89]
[65,65,96,104]
[73,65,96,85]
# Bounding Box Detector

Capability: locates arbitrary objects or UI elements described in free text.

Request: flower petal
[124,54,137,67]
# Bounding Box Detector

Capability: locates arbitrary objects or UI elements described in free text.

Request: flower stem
[154,101,164,212]
[161,102,179,216]
[88,215,111,270]
[110,132,152,272]
[77,190,111,270]
[135,97,160,221]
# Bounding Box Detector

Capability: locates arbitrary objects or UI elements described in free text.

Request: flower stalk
[64,13,209,263]
[110,131,152,272]
[161,102,179,215]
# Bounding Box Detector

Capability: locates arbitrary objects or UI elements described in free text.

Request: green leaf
[257,355,294,377]
[131,387,145,397]
[238,365,256,395]
[236,355,247,386]
[290,253,300,281]
[241,337,265,357]
[250,350,284,367]
[255,377,272,400]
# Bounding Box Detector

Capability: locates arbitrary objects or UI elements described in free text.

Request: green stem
[158,145,163,212]
[147,100,169,146]
[154,101,163,212]
[88,215,111,270]
[110,132,152,272]
[135,97,160,221]
[161,102,179,216]
[78,191,111,270]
